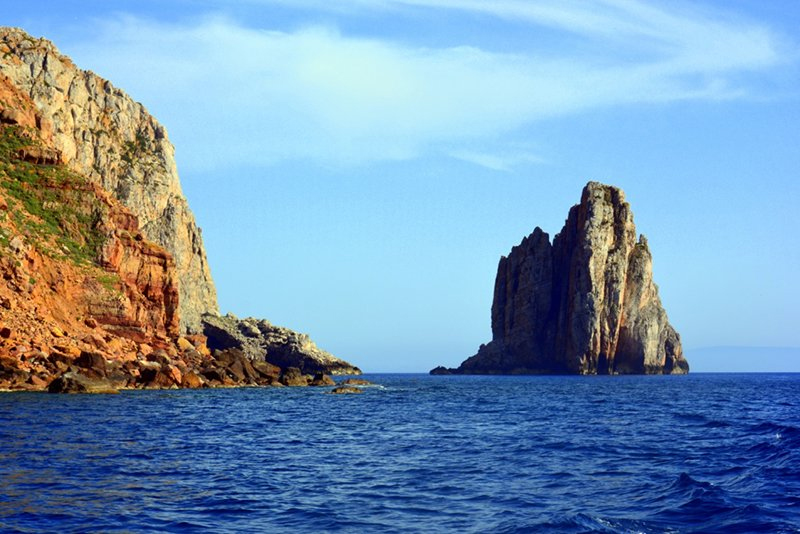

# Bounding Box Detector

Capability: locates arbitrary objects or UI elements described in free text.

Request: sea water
[0,374,798,533]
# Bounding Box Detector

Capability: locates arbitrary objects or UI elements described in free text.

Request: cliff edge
[0,29,360,391]
[433,182,688,375]
[0,27,217,333]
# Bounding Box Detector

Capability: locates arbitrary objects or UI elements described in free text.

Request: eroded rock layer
[435,182,688,375]
[0,27,217,333]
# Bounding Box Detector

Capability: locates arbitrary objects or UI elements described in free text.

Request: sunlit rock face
[438,182,688,375]
[0,27,218,333]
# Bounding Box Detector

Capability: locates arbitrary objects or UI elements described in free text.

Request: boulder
[309,373,336,386]
[74,351,108,377]
[252,360,281,380]
[201,367,227,385]
[340,378,373,386]
[47,372,119,394]
[279,367,308,387]
[329,386,364,394]
[138,367,178,389]
[146,350,172,366]
[176,337,194,352]
[181,371,205,389]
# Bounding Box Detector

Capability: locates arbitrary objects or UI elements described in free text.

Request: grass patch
[0,125,106,265]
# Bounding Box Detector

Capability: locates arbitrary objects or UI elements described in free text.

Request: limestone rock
[202,313,361,375]
[436,182,688,375]
[0,27,217,332]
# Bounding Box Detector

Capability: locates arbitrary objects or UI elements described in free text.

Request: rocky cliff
[434,182,688,375]
[0,74,184,388]
[0,29,361,392]
[0,27,216,333]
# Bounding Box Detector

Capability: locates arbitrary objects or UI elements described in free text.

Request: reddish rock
[75,351,108,376]
[139,367,177,389]
[28,374,49,388]
[53,345,82,358]
[164,364,182,385]
[181,371,204,389]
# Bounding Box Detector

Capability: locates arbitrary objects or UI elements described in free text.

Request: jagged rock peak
[0,27,218,333]
[433,181,688,375]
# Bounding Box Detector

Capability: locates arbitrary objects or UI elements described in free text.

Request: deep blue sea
[0,374,798,533]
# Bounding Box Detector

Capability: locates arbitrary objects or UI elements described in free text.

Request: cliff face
[0,31,361,391]
[0,74,182,381]
[436,182,688,375]
[0,82,354,391]
[0,27,217,333]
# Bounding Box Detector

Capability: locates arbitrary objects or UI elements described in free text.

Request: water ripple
[0,374,799,532]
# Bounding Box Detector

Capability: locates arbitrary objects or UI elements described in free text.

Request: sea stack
[434,182,688,375]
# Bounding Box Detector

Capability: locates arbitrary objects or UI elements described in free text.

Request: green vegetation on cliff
[0,125,106,264]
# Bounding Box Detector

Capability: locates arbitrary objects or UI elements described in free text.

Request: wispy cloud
[67,1,792,170]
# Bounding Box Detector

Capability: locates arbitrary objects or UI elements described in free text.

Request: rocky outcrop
[87,184,180,343]
[436,182,688,375]
[0,27,217,333]
[47,372,119,394]
[340,378,373,386]
[329,386,364,395]
[0,74,179,351]
[0,28,367,392]
[202,313,362,375]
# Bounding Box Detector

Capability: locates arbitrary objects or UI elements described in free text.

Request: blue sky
[6,1,800,371]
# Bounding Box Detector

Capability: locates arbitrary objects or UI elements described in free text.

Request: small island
[433,182,689,375]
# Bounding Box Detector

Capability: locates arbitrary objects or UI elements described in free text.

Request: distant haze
[687,347,800,373]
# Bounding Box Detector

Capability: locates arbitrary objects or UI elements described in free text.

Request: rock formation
[202,313,361,375]
[0,30,362,392]
[434,182,688,375]
[0,27,216,333]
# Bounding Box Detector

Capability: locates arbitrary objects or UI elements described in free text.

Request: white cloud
[67,1,791,170]
[448,149,546,172]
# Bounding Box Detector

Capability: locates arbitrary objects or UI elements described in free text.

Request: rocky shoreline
[0,333,370,394]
